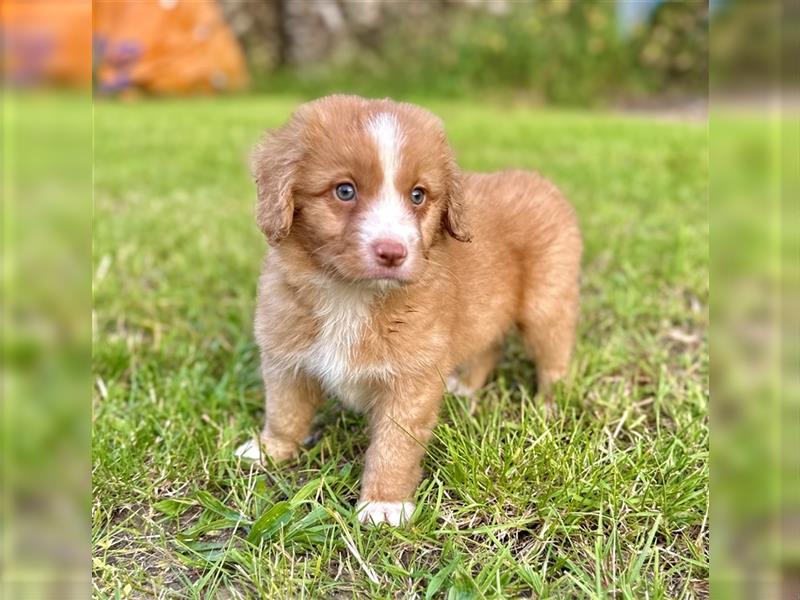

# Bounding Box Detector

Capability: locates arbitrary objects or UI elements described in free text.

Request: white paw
[357,501,415,526]
[446,375,475,397]
[234,439,263,461]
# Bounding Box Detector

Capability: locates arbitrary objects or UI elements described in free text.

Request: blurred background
[4,0,710,107]
[1,0,796,598]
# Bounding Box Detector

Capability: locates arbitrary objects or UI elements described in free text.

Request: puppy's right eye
[334,182,357,201]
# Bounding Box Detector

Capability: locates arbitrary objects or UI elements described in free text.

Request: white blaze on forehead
[362,112,418,248]
[367,112,403,185]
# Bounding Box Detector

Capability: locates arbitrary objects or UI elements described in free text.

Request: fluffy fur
[236,95,582,525]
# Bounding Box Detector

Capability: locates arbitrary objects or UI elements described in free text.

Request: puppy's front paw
[234,435,298,463]
[446,375,477,397]
[234,438,263,461]
[357,501,415,527]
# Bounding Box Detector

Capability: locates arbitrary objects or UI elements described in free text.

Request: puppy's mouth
[324,259,415,287]
[360,266,414,285]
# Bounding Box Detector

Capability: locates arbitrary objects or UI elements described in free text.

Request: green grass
[92,96,708,598]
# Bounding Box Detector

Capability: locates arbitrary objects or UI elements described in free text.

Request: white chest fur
[301,282,390,409]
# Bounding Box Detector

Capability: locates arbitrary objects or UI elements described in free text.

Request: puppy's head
[251,95,469,285]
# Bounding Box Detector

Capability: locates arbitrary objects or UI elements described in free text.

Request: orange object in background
[0,1,93,87]
[94,0,249,95]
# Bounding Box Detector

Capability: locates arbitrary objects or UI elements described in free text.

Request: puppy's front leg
[358,380,443,526]
[236,371,323,463]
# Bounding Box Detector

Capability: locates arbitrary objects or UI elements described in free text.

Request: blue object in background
[618,0,720,35]
[617,0,665,35]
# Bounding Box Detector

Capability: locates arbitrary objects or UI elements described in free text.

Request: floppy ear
[250,122,302,245]
[442,159,471,243]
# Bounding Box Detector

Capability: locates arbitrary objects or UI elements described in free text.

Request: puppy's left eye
[410,187,425,205]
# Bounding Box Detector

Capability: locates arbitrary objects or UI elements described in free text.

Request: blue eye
[410,187,425,205]
[335,182,356,201]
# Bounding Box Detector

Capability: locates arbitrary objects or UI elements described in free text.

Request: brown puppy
[236,95,582,526]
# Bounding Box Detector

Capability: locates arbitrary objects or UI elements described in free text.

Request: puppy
[236,95,581,526]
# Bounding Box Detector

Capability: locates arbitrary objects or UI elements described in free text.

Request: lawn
[92,96,708,598]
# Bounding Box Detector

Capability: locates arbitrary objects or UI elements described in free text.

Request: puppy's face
[252,96,469,285]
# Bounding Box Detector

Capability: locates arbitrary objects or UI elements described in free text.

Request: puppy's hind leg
[446,344,502,397]
[236,370,323,463]
[518,289,579,402]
